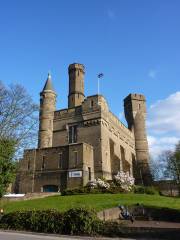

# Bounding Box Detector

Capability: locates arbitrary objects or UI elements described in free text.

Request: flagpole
[98,77,100,95]
[97,73,104,95]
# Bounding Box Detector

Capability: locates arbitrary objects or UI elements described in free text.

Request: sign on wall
[69,171,82,178]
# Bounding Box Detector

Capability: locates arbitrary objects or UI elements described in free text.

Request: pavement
[0,230,154,240]
[120,220,180,228]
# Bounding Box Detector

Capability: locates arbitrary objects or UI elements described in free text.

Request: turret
[38,73,56,148]
[124,94,152,185]
[68,63,85,108]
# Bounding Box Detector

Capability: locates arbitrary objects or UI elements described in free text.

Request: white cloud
[148,135,178,157]
[147,92,180,158]
[147,92,180,134]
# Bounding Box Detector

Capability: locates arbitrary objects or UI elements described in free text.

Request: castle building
[17,63,151,193]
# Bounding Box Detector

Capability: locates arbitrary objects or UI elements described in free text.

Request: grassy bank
[1,193,180,213]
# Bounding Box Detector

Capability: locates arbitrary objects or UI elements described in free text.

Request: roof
[42,73,55,92]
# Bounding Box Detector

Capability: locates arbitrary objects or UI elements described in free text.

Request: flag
[97,73,104,78]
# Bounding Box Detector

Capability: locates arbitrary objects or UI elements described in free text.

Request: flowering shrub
[87,178,110,190]
[96,178,110,189]
[86,180,97,189]
[114,171,134,192]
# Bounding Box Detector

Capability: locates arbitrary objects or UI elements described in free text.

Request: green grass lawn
[1,193,180,213]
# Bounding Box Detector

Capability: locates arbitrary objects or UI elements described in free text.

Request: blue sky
[0,0,180,157]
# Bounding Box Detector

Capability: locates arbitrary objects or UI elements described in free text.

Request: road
[0,231,137,240]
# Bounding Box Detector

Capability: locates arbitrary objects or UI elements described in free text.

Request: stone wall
[17,143,94,193]
[97,207,121,221]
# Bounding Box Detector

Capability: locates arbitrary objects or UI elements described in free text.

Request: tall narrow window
[88,167,91,181]
[69,125,77,143]
[58,153,63,169]
[42,156,45,170]
[120,146,125,161]
[27,160,30,170]
[90,100,94,108]
[74,151,78,166]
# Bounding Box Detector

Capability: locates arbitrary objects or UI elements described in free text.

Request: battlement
[54,106,82,120]
[83,95,134,139]
[54,93,133,139]
[54,95,106,119]
[68,63,85,73]
[108,110,134,139]
[82,95,109,113]
[124,93,146,104]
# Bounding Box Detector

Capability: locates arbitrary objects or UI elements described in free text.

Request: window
[58,153,63,169]
[88,167,91,181]
[27,160,30,170]
[90,100,94,108]
[120,146,125,161]
[68,125,77,143]
[74,151,78,166]
[132,153,136,162]
[42,156,45,170]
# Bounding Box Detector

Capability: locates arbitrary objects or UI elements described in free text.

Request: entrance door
[43,185,58,192]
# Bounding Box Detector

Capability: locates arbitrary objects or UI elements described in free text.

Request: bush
[113,171,134,192]
[106,186,125,194]
[96,178,110,189]
[134,185,159,195]
[61,187,111,196]
[0,208,98,235]
[61,188,87,196]
[145,186,159,195]
[0,209,126,236]
[62,208,97,235]
[1,207,180,237]
[0,210,64,233]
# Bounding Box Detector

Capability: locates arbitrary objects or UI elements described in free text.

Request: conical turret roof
[42,73,55,92]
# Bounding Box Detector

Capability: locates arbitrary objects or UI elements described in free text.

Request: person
[118,205,134,223]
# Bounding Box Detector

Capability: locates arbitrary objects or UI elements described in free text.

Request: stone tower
[124,94,152,185]
[68,63,85,108]
[38,73,56,148]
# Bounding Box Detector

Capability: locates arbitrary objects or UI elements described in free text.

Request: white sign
[69,171,82,178]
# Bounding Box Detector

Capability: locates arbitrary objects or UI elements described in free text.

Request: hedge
[0,207,180,238]
[61,186,128,196]
[133,185,159,195]
[0,208,98,235]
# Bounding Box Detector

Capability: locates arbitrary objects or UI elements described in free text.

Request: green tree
[163,142,180,195]
[0,139,16,197]
[163,141,180,195]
